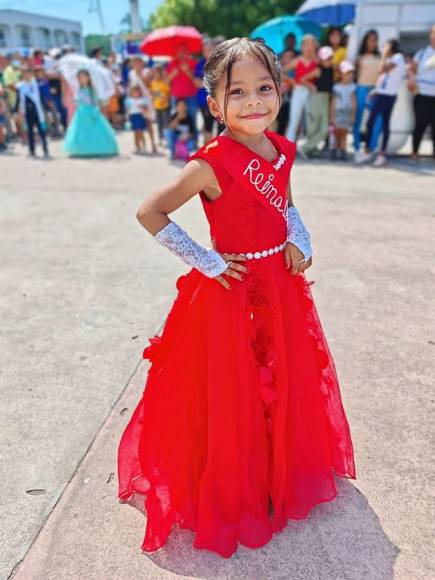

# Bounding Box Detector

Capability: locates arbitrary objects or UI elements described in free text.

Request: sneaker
[373,153,386,167]
[355,151,373,164]
[338,149,348,161]
[297,147,309,160]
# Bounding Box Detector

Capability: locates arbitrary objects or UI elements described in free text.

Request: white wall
[348,0,435,60]
[0,9,83,53]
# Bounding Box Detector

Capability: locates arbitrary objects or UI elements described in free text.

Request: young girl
[330,60,356,160]
[117,37,355,558]
[353,29,382,159]
[326,27,347,82]
[128,57,157,154]
[126,85,149,154]
[149,64,171,145]
[64,69,118,158]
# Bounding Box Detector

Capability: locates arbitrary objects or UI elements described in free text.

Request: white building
[348,0,435,60]
[0,9,83,53]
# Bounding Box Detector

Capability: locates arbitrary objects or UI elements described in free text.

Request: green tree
[84,34,112,56]
[149,0,304,39]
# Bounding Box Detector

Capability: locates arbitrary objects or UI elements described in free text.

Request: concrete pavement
[1,134,434,579]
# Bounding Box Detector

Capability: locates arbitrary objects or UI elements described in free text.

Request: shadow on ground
[139,478,399,580]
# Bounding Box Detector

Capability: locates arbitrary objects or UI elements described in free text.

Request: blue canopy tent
[250,15,321,55]
[296,0,356,27]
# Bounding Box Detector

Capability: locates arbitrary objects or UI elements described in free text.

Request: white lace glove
[286,206,312,261]
[154,221,228,278]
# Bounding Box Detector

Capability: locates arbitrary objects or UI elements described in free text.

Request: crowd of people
[277,25,435,166]
[0,24,434,165]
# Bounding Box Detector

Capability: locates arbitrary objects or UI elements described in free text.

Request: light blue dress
[64,87,119,157]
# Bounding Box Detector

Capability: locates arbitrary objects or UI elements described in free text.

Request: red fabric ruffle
[118,256,355,558]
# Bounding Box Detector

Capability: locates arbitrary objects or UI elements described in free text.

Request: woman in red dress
[117,37,356,558]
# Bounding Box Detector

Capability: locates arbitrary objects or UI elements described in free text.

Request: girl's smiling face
[78,71,91,87]
[208,55,280,136]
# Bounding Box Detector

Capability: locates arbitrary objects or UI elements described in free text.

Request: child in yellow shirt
[150,65,171,145]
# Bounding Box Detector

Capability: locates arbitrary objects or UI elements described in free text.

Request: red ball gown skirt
[117,253,356,558]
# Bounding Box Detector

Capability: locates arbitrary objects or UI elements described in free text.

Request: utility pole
[130,0,141,33]
[89,0,105,34]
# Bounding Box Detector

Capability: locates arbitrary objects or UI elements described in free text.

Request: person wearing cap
[330,60,356,160]
[300,45,334,158]
[408,25,435,161]
[357,39,406,167]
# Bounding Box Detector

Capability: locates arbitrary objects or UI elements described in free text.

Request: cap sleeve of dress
[189,140,231,195]
[277,133,297,171]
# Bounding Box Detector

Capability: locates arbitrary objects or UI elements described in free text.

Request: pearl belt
[240,242,286,260]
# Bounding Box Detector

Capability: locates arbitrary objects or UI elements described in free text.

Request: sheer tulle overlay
[117,131,355,558]
[118,261,355,558]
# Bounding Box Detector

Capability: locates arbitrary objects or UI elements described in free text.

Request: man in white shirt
[408,25,435,160]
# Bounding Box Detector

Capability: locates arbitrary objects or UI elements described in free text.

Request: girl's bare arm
[300,67,320,83]
[282,57,298,73]
[136,159,217,234]
[137,159,248,288]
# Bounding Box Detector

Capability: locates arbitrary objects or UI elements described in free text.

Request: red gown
[117,130,356,558]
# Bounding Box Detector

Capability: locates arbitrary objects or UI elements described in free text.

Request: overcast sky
[0,0,163,34]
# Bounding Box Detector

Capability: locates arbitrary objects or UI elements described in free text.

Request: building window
[17,25,32,48]
[54,29,68,46]
[0,27,8,48]
[38,28,51,49]
[71,32,81,50]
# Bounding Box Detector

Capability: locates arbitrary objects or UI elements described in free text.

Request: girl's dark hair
[387,38,400,54]
[327,27,343,46]
[203,37,281,124]
[77,68,92,83]
[358,29,380,56]
[77,68,97,102]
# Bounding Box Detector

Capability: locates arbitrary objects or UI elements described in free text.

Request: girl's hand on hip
[211,237,248,290]
[214,253,249,290]
[284,242,312,275]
